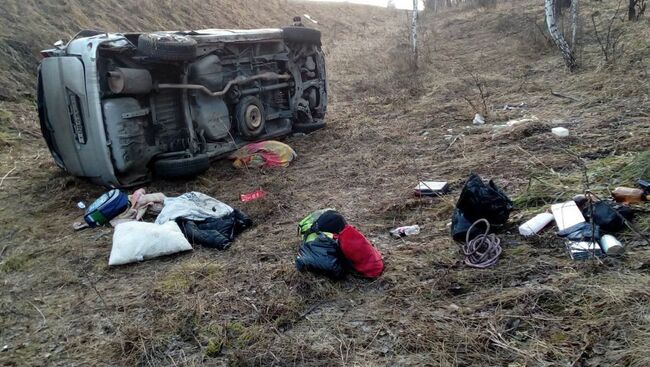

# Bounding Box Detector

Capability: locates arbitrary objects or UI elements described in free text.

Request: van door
[39,56,90,176]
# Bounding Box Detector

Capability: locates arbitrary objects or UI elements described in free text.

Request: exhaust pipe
[158,72,291,97]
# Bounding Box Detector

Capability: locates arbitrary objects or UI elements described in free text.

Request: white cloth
[109,221,192,266]
[155,192,233,224]
[110,189,167,226]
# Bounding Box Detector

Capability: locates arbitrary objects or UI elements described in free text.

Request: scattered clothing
[229,140,297,169]
[557,222,601,242]
[110,189,166,226]
[155,192,233,224]
[109,221,192,266]
[176,209,252,250]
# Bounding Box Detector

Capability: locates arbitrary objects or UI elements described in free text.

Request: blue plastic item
[84,189,129,227]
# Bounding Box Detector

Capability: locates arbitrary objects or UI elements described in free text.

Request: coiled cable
[461,218,502,268]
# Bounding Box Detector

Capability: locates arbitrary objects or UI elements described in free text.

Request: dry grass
[1,0,650,366]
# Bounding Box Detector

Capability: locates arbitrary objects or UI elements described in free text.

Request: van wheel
[153,154,210,179]
[293,119,326,134]
[282,27,322,45]
[235,96,266,140]
[138,33,197,61]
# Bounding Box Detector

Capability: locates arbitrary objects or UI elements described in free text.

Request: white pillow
[109,221,192,266]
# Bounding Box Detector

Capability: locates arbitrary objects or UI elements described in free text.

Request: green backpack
[298,209,334,242]
[297,208,348,241]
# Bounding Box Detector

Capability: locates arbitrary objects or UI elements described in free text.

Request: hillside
[0,0,386,100]
[1,0,650,366]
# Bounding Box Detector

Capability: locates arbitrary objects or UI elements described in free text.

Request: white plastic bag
[109,221,192,266]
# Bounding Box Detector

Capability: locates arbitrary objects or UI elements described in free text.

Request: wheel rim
[245,105,262,129]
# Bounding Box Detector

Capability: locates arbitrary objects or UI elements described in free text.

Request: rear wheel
[153,154,210,179]
[293,120,326,134]
[235,96,266,140]
[137,33,197,61]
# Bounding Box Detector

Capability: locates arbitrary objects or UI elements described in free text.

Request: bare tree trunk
[570,0,579,50]
[545,0,578,70]
[629,0,637,20]
[411,0,419,70]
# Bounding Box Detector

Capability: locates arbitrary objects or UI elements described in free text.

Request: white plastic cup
[519,213,555,237]
[600,234,624,255]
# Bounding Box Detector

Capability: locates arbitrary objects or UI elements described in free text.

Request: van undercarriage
[38,27,327,187]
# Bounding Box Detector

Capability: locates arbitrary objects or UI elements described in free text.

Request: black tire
[153,154,210,179]
[282,27,321,45]
[235,96,266,140]
[137,33,197,61]
[293,120,326,134]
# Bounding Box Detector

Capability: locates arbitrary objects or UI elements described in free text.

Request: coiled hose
[460,218,502,268]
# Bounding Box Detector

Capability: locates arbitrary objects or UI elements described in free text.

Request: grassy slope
[1,0,650,366]
[0,0,380,99]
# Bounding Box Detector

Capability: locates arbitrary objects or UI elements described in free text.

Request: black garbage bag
[557,222,601,242]
[176,209,253,249]
[451,173,513,241]
[582,201,633,232]
[456,173,513,225]
[295,233,345,279]
[451,208,486,242]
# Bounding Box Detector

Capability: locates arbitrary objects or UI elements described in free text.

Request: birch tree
[570,0,579,50]
[545,0,578,70]
[411,0,419,69]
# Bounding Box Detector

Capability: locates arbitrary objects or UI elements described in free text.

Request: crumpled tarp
[229,140,297,169]
[155,192,233,224]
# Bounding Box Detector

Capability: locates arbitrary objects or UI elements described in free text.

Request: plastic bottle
[552,127,569,137]
[612,187,646,204]
[519,213,555,236]
[472,113,485,125]
[390,225,421,238]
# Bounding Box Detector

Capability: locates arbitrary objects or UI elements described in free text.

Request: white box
[551,201,585,232]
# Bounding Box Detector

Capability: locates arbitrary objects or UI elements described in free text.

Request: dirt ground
[1,0,650,366]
